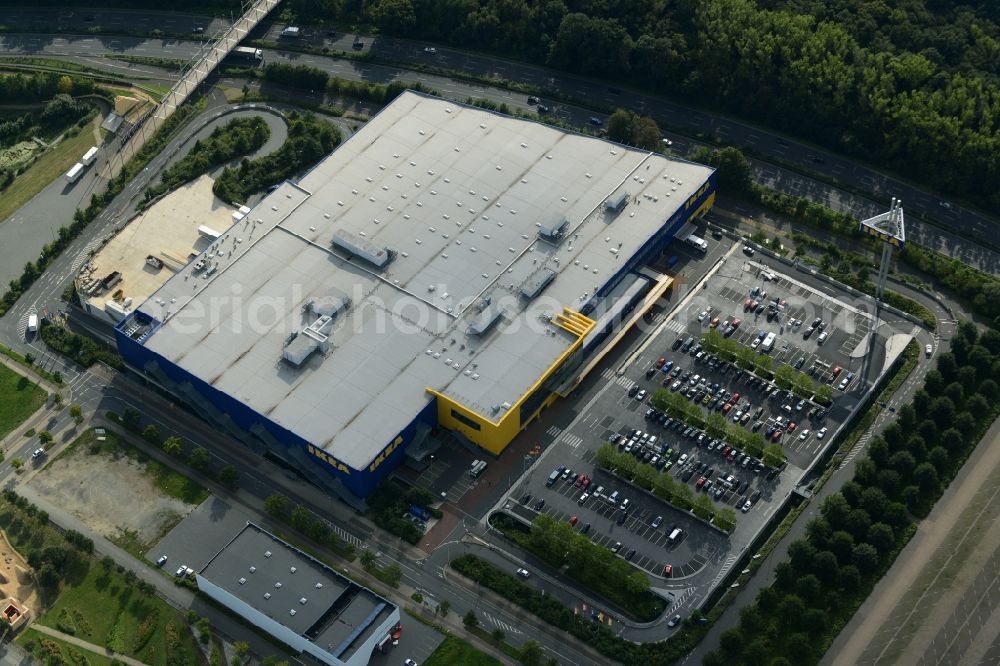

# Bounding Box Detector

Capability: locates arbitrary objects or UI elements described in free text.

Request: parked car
[517,568,531,578]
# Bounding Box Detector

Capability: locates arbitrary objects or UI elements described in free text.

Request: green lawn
[36,560,204,666]
[0,111,101,225]
[17,626,117,666]
[423,636,503,666]
[0,363,46,440]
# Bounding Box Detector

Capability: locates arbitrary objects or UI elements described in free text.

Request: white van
[27,314,38,333]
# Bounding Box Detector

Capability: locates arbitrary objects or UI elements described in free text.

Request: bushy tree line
[212,111,340,204]
[703,321,1000,665]
[901,244,1000,328]
[452,552,707,665]
[39,319,123,369]
[259,62,438,105]
[279,0,1000,212]
[493,513,664,621]
[595,443,738,531]
[367,480,441,545]
[0,71,95,103]
[145,116,270,201]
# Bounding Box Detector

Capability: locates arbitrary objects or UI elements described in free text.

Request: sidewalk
[30,624,147,666]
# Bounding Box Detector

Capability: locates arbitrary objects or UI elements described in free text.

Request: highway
[0,9,991,664]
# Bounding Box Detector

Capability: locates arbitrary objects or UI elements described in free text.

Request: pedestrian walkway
[30,624,148,666]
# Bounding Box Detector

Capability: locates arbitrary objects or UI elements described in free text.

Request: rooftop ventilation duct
[520,267,557,300]
[331,228,393,268]
[282,315,335,367]
[538,218,567,243]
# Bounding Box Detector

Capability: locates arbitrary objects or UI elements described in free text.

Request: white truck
[684,234,708,253]
[65,162,85,183]
[760,331,776,353]
[27,314,38,334]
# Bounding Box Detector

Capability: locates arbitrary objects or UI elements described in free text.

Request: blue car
[662,360,674,373]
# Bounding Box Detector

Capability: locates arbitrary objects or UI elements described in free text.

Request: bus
[65,162,85,183]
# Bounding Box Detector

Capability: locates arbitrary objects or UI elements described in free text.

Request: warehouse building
[197,523,401,665]
[115,92,715,502]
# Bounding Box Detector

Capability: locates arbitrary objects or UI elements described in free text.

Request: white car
[31,448,45,460]
[925,344,933,356]
[742,500,753,513]
[405,660,419,666]
[817,427,828,439]
[698,310,708,323]
[156,555,168,567]
[839,377,850,390]
[798,429,810,441]
[516,568,530,578]
[636,389,647,402]
[423,47,437,53]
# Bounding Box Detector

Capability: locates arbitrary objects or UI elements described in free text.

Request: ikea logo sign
[369,435,405,473]
[307,445,351,474]
[685,181,712,210]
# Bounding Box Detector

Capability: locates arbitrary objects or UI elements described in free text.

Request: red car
[575,474,586,487]
[832,366,843,378]
[787,422,797,433]
[730,392,741,403]
[722,446,731,456]
[744,298,752,311]
[581,477,592,490]
[722,403,734,414]
[696,476,706,489]
[772,429,783,441]
[731,318,742,328]
[656,357,666,368]
[663,564,673,577]
[569,516,578,526]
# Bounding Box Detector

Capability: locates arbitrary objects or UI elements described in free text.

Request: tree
[706,412,728,438]
[852,542,880,573]
[719,627,745,658]
[69,404,83,424]
[24,352,34,366]
[774,364,796,390]
[38,430,53,445]
[491,627,505,644]
[463,610,479,629]
[595,443,616,469]
[162,436,183,458]
[794,372,814,398]
[693,493,714,520]
[438,599,450,617]
[606,109,636,144]
[632,116,661,150]
[548,13,632,77]
[233,641,250,663]
[913,462,940,493]
[369,0,416,34]
[189,447,210,472]
[219,465,239,488]
[383,563,402,587]
[838,564,862,592]
[290,505,312,532]
[868,522,895,553]
[762,443,785,467]
[264,493,289,518]
[141,424,160,443]
[814,384,834,404]
[360,549,377,569]
[518,640,543,666]
[10,458,22,471]
[715,507,737,532]
[122,407,142,431]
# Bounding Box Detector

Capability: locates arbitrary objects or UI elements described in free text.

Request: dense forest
[276,0,1000,213]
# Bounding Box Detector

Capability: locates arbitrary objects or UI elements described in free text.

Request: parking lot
[497,239,915,614]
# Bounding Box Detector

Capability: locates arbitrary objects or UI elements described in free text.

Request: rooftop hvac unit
[198,225,223,241]
[605,191,629,213]
[520,267,557,300]
[538,218,567,243]
[331,229,392,268]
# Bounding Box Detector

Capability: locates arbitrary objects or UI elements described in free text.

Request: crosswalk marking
[483,611,523,635]
[709,555,739,589]
[668,587,696,613]
[601,368,616,380]
[616,377,636,390]
[16,306,37,340]
[561,433,584,448]
[840,424,875,469]
[665,319,686,334]
[546,425,563,438]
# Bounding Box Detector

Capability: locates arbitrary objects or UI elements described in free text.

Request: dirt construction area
[28,439,200,549]
[0,531,38,616]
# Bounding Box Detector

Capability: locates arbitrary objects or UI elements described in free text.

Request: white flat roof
[133,92,713,469]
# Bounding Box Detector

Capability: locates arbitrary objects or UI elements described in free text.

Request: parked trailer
[81,146,98,166]
[65,162,85,183]
[230,46,263,63]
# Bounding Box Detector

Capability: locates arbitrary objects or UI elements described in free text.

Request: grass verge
[0,111,99,224]
[0,362,46,440]
[18,627,117,666]
[423,635,502,666]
